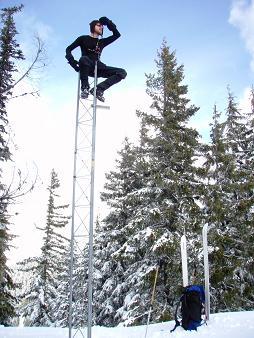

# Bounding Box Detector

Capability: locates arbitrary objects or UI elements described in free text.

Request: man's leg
[96,63,127,92]
[79,56,95,97]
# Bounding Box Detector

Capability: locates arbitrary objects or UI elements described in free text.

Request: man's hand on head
[99,16,117,31]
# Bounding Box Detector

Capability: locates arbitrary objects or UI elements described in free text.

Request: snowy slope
[0,311,253,337]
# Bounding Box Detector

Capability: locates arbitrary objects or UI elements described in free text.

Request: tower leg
[68,74,81,338]
[87,61,98,338]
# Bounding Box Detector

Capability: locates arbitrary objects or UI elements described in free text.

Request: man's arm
[65,37,81,71]
[99,17,121,48]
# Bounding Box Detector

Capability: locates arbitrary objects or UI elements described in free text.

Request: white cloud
[16,11,53,49]
[229,0,254,71]
[238,86,253,113]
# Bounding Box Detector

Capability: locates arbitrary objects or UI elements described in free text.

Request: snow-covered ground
[0,311,253,337]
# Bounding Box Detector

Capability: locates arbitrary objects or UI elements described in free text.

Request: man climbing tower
[65,16,127,102]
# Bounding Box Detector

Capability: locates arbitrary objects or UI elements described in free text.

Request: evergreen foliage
[0,5,24,161]
[118,42,203,325]
[94,138,144,326]
[18,169,69,326]
[50,243,88,328]
[94,44,254,327]
[203,90,254,312]
[94,42,203,326]
[71,246,89,328]
[0,5,24,325]
[9,38,254,328]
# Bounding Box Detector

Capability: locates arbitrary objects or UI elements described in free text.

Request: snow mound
[0,311,253,337]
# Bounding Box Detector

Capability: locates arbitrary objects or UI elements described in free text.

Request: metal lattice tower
[68,63,109,338]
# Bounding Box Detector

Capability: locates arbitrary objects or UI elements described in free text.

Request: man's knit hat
[89,20,101,33]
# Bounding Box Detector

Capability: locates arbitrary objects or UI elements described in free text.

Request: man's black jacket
[65,26,120,62]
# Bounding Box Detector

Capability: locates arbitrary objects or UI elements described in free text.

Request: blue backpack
[170,285,205,332]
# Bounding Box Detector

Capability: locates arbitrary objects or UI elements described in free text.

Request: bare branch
[9,90,40,100]
[0,163,39,203]
[1,36,46,95]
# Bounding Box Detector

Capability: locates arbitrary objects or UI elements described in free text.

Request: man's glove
[66,57,79,72]
[107,20,117,31]
[99,16,117,31]
[99,16,110,25]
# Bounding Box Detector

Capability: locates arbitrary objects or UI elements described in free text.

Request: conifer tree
[203,91,254,312]
[18,169,69,326]
[16,256,45,326]
[51,243,88,328]
[94,42,203,326]
[202,104,228,227]
[93,138,146,326]
[0,5,24,325]
[71,246,89,328]
[117,41,203,325]
[240,88,254,309]
[202,103,234,311]
[50,245,71,327]
[0,5,24,160]
[224,89,254,310]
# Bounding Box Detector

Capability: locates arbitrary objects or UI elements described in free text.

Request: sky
[1,0,254,264]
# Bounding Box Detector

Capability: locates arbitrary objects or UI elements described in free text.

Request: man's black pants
[79,56,127,91]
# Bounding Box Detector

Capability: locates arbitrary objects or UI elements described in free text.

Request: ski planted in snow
[180,234,189,287]
[202,223,210,320]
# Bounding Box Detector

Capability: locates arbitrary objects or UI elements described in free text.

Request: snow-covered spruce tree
[202,103,234,311]
[18,169,69,326]
[239,88,254,310]
[93,138,147,326]
[115,42,203,325]
[71,245,89,328]
[0,5,24,159]
[49,243,72,328]
[94,42,203,326]
[51,242,88,328]
[222,89,254,311]
[15,256,42,326]
[203,90,254,312]
[0,5,24,325]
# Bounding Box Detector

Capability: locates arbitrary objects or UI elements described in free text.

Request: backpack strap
[170,297,182,333]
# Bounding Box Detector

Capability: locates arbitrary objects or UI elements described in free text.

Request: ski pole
[144,265,159,338]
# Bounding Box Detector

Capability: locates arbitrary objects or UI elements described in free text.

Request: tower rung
[91,104,110,110]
